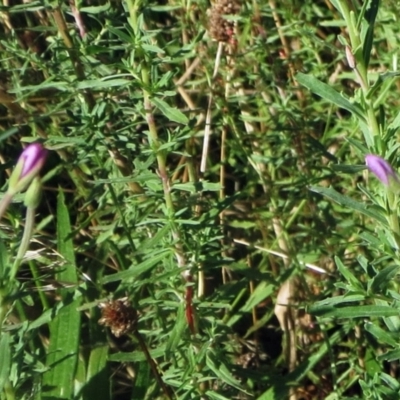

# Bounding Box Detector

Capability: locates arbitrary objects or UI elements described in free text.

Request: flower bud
[24,177,42,209]
[8,143,47,195]
[345,46,356,69]
[365,154,400,191]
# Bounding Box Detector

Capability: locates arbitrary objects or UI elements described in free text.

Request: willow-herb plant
[0,143,47,400]
[297,0,400,397]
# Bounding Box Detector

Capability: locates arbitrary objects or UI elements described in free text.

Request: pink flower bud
[8,143,47,195]
[365,154,400,188]
[19,143,47,178]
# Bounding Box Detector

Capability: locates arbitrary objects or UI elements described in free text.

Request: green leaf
[310,186,387,226]
[151,97,188,124]
[335,256,363,290]
[312,293,366,308]
[0,126,19,142]
[80,345,110,399]
[309,304,400,319]
[56,190,79,284]
[296,73,365,120]
[206,352,249,394]
[76,78,130,90]
[370,265,400,293]
[80,3,110,13]
[109,346,166,362]
[42,191,81,399]
[0,333,10,392]
[364,321,398,347]
[377,349,400,362]
[362,0,379,69]
[42,298,81,399]
[101,250,171,284]
[331,164,366,174]
[0,238,9,279]
[165,303,186,355]
[133,357,151,399]
[240,282,274,312]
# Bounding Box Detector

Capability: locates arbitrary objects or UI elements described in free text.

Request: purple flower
[8,143,47,194]
[365,154,400,186]
[19,143,47,178]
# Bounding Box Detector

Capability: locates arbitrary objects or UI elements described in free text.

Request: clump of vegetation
[1,0,400,399]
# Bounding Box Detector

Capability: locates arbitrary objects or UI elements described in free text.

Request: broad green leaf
[42,298,81,399]
[133,358,151,399]
[310,186,387,226]
[56,190,78,284]
[42,191,81,399]
[80,345,110,400]
[296,73,365,120]
[151,97,188,124]
[364,347,382,376]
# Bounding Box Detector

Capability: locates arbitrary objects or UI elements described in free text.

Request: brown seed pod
[208,0,241,43]
[98,297,138,337]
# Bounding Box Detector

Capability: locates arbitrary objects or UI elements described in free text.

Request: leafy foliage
[1,0,400,399]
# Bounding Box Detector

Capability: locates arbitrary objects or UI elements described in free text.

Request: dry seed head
[208,0,241,43]
[98,297,138,337]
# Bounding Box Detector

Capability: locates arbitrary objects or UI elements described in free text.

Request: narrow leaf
[102,250,170,284]
[241,282,274,312]
[309,304,399,318]
[335,256,363,290]
[370,265,400,293]
[0,333,10,392]
[364,322,398,347]
[296,73,364,120]
[310,186,387,225]
[151,97,188,124]
[42,191,81,399]
[362,0,379,68]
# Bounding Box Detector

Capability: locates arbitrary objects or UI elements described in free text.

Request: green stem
[387,191,400,248]
[338,0,380,142]
[11,206,35,281]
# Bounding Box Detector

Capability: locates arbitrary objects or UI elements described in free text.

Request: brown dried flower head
[208,0,241,43]
[98,297,138,337]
